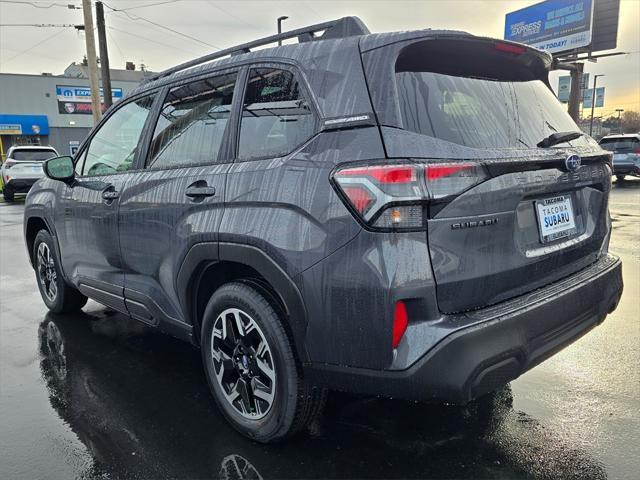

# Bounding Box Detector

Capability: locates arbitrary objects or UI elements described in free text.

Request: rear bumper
[613,163,640,176]
[308,254,623,403]
[3,178,38,193]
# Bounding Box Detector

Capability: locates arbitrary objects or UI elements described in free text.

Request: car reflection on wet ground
[1,179,638,480]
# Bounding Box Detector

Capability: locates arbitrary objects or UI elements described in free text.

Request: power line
[102,1,220,50]
[108,25,201,56]
[116,0,180,12]
[205,1,260,30]
[0,0,78,8]
[0,27,67,67]
[106,27,125,62]
[0,23,76,27]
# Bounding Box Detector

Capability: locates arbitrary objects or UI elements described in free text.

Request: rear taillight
[634,148,640,154]
[332,161,487,229]
[3,160,17,169]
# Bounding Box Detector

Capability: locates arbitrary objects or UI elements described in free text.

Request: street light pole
[615,109,624,134]
[277,16,288,45]
[589,74,604,137]
[81,0,102,124]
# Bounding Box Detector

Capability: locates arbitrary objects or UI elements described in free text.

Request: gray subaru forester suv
[24,17,623,442]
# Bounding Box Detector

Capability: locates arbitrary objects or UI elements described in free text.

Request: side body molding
[176,242,309,361]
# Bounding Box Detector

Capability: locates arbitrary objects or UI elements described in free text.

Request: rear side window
[147,72,237,169]
[238,68,315,160]
[10,149,56,161]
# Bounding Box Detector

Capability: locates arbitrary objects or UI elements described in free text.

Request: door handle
[102,189,119,200]
[185,186,216,198]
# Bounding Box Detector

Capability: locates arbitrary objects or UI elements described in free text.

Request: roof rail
[145,16,369,82]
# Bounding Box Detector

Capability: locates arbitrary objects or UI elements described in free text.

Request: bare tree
[621,111,640,133]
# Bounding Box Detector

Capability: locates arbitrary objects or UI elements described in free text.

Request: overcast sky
[0,0,638,118]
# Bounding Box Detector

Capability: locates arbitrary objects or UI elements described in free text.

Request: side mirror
[44,156,75,183]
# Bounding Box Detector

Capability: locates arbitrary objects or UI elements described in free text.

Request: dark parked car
[598,133,640,181]
[24,17,623,443]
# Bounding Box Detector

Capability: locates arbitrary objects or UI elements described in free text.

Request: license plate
[535,195,577,243]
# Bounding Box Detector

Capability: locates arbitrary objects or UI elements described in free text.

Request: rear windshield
[599,138,639,152]
[396,73,587,149]
[10,149,57,161]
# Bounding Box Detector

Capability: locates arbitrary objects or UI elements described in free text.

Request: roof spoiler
[145,16,370,83]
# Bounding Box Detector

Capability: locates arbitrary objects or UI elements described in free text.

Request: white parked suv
[598,133,640,181]
[1,145,58,202]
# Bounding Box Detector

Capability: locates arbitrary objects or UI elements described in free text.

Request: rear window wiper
[537,131,585,148]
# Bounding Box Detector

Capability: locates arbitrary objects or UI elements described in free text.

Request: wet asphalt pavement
[0,180,638,480]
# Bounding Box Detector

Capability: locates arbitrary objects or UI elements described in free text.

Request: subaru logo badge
[565,154,581,172]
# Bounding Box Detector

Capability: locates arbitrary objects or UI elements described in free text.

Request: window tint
[83,95,155,176]
[599,138,639,152]
[238,68,315,159]
[74,149,87,176]
[10,149,57,161]
[148,73,237,169]
[396,72,589,149]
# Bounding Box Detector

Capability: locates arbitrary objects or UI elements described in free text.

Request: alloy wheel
[211,308,276,419]
[37,242,58,302]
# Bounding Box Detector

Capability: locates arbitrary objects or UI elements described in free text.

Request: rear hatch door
[361,34,612,312]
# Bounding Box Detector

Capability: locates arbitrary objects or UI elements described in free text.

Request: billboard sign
[0,114,49,135]
[505,0,594,54]
[56,85,123,115]
[557,72,589,102]
[583,87,605,108]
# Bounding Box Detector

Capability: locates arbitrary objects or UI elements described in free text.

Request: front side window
[238,68,315,160]
[147,73,237,169]
[81,94,155,176]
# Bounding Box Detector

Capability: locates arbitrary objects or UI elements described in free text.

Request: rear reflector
[392,301,408,349]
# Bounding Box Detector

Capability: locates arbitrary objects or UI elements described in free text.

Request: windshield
[396,72,588,149]
[10,149,57,161]
[599,138,639,152]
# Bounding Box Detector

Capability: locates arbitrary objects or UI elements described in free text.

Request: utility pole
[277,16,288,45]
[589,74,604,137]
[95,1,112,110]
[567,63,583,122]
[554,60,583,122]
[82,0,102,124]
[615,109,624,134]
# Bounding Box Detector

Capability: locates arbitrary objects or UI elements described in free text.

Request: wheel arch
[25,215,53,268]
[178,242,309,362]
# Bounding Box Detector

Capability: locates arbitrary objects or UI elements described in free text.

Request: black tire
[33,229,88,313]
[201,282,326,443]
[616,175,625,182]
[3,189,14,203]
